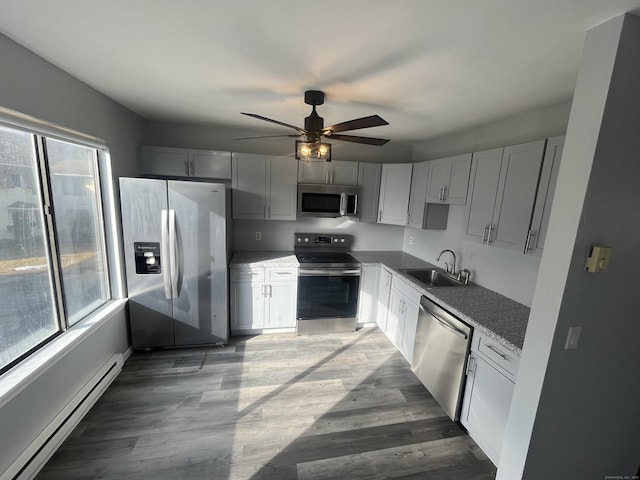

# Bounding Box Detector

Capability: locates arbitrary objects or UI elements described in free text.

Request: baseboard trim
[2,353,123,480]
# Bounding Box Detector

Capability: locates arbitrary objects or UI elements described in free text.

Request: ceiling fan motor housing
[304,90,325,106]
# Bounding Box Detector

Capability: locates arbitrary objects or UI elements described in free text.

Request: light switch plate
[585,246,611,272]
[564,326,582,350]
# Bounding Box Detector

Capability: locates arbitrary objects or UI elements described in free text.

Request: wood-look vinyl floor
[36,327,496,480]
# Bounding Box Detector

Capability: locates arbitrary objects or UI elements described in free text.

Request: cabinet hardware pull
[482,224,489,243]
[466,355,476,376]
[523,230,536,254]
[190,161,195,176]
[378,210,382,222]
[486,344,508,360]
[486,224,493,244]
[184,161,189,175]
[442,185,447,202]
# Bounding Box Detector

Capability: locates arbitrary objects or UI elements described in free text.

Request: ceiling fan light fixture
[295,140,331,162]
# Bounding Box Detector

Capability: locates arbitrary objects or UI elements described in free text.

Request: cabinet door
[378,163,413,225]
[266,282,297,328]
[399,296,419,362]
[425,158,450,203]
[460,354,515,465]
[357,163,382,223]
[266,156,298,221]
[407,161,430,228]
[529,136,564,254]
[445,153,472,205]
[298,161,327,183]
[464,148,503,242]
[232,153,266,219]
[330,161,359,185]
[357,265,380,324]
[386,290,404,349]
[375,267,393,330]
[140,146,189,177]
[188,150,232,179]
[490,140,545,250]
[230,281,265,330]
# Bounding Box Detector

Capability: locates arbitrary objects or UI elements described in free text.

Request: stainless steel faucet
[436,249,456,275]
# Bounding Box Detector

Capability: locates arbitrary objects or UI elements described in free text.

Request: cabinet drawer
[266,267,298,282]
[391,275,421,304]
[474,333,519,380]
[231,267,264,282]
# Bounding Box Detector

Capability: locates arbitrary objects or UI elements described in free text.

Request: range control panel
[294,233,352,248]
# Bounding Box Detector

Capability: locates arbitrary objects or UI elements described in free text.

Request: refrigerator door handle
[161,209,172,299]
[168,209,179,298]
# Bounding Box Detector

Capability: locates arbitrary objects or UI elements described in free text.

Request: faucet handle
[458,268,471,284]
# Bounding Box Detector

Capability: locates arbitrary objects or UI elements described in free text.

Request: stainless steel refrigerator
[119,178,229,349]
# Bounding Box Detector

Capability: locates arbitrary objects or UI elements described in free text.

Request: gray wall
[403,102,571,306]
[0,33,145,474]
[145,120,414,163]
[499,14,640,479]
[145,121,413,251]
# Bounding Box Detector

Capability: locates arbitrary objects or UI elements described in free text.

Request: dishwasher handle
[419,303,468,339]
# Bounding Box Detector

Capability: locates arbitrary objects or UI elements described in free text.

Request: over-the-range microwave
[297,184,358,218]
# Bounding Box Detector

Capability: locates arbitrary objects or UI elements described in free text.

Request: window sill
[0,299,127,409]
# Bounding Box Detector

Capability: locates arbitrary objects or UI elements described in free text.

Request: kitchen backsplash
[233,217,404,251]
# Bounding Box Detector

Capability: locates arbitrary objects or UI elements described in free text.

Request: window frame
[0,110,121,376]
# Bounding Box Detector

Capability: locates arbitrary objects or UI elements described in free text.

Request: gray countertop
[229,250,530,355]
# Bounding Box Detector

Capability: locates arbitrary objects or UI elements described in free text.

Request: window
[0,125,111,372]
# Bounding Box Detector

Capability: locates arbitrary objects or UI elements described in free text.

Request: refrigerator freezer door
[119,178,174,348]
[168,181,228,345]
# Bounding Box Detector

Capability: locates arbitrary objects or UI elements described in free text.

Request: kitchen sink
[402,268,467,287]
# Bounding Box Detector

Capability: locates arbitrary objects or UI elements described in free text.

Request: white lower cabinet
[357,265,380,326]
[375,267,393,331]
[230,266,297,333]
[460,332,520,465]
[385,275,421,362]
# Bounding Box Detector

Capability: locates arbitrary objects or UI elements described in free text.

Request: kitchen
[1,3,640,480]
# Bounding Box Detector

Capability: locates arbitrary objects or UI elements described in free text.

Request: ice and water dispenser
[134,242,161,274]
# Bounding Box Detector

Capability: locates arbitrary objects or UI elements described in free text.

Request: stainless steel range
[294,233,361,334]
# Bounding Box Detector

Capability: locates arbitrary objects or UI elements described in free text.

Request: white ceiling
[2,1,640,145]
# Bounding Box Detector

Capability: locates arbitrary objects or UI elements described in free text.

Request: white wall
[0,32,145,475]
[499,14,640,479]
[234,217,405,251]
[402,103,571,306]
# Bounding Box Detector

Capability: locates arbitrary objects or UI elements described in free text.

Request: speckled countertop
[229,250,530,355]
[229,251,298,267]
[351,251,530,355]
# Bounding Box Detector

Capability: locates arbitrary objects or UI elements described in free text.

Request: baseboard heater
[3,353,125,480]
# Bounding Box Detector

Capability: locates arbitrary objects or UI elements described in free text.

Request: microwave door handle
[353,194,358,215]
[339,192,346,216]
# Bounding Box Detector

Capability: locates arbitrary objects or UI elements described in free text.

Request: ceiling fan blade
[234,134,303,140]
[325,133,389,146]
[241,112,305,133]
[323,114,389,134]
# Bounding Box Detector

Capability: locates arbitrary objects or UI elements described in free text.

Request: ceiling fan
[237,90,390,147]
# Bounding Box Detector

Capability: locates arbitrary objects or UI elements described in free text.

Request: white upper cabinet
[425,153,472,205]
[377,163,413,225]
[465,140,546,252]
[528,136,564,255]
[232,153,297,220]
[357,162,382,223]
[298,160,359,185]
[140,146,231,179]
[407,161,430,228]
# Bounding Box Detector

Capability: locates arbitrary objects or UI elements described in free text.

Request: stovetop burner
[294,233,361,268]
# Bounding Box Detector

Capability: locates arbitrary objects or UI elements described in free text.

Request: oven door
[297,268,360,332]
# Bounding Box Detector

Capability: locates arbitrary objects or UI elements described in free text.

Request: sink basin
[402,268,466,287]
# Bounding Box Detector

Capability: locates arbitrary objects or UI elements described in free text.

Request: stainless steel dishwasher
[411,296,472,421]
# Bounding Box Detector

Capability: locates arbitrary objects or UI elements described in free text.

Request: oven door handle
[298,268,361,276]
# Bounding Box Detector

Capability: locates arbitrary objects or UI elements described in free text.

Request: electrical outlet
[408,236,414,245]
[564,326,582,350]
[255,232,261,241]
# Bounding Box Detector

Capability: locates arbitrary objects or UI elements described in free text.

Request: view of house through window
[0,124,110,372]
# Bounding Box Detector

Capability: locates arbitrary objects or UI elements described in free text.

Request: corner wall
[499,14,640,479]
[0,33,145,475]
